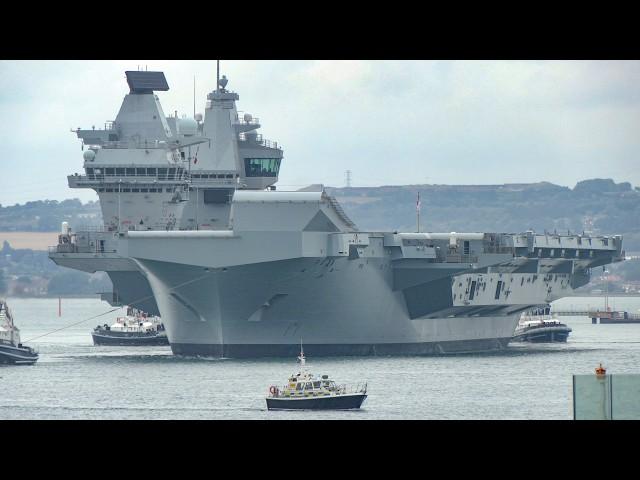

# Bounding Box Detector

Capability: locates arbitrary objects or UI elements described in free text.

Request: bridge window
[244,158,281,177]
[158,168,167,179]
[116,168,125,175]
[136,168,146,176]
[105,168,114,175]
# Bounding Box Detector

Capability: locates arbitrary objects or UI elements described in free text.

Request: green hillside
[329,178,640,251]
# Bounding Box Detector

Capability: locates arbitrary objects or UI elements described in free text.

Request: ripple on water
[2,296,640,419]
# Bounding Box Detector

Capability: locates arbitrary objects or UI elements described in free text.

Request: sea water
[1,296,639,420]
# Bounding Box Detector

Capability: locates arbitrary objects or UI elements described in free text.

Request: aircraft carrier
[49,64,625,357]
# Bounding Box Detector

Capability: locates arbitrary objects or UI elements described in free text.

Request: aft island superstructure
[50,66,625,357]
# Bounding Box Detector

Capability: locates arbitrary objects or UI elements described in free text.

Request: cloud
[0,60,638,205]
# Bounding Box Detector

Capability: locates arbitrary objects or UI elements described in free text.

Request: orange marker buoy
[595,363,606,376]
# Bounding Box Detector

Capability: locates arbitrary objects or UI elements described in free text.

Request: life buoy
[269,385,278,396]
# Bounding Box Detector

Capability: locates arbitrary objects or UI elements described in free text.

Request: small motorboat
[512,306,571,343]
[0,300,39,365]
[266,345,367,411]
[92,306,169,346]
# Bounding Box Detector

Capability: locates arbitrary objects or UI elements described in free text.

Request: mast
[5,303,14,345]
[298,338,305,367]
[416,192,421,233]
[604,269,609,311]
[216,60,220,92]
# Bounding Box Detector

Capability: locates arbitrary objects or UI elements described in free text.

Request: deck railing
[238,133,282,150]
[269,382,367,398]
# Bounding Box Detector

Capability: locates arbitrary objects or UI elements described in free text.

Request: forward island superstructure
[50,65,625,357]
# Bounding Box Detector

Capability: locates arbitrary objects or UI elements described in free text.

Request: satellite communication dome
[219,75,228,89]
[179,117,198,136]
[83,150,96,162]
[243,113,253,123]
[194,113,203,122]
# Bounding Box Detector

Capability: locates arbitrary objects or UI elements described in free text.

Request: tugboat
[92,306,169,346]
[266,345,368,411]
[0,300,39,365]
[512,305,572,343]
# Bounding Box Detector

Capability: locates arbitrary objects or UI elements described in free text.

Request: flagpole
[416,192,421,233]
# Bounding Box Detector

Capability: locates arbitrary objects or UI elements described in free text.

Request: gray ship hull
[0,343,39,365]
[266,393,367,410]
[172,338,512,357]
[136,256,522,357]
[512,325,571,343]
[91,330,169,346]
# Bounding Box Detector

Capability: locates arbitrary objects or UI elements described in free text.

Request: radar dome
[243,113,253,123]
[83,150,96,162]
[179,117,198,136]
[194,113,203,122]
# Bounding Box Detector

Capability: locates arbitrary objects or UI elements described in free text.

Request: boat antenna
[416,191,421,233]
[298,338,305,366]
[604,268,610,312]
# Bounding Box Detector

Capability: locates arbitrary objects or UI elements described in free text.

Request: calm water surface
[2,296,640,420]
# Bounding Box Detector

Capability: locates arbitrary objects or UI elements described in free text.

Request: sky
[0,60,638,206]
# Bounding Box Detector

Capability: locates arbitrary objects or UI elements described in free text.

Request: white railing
[72,172,188,182]
[269,382,367,398]
[238,133,282,150]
